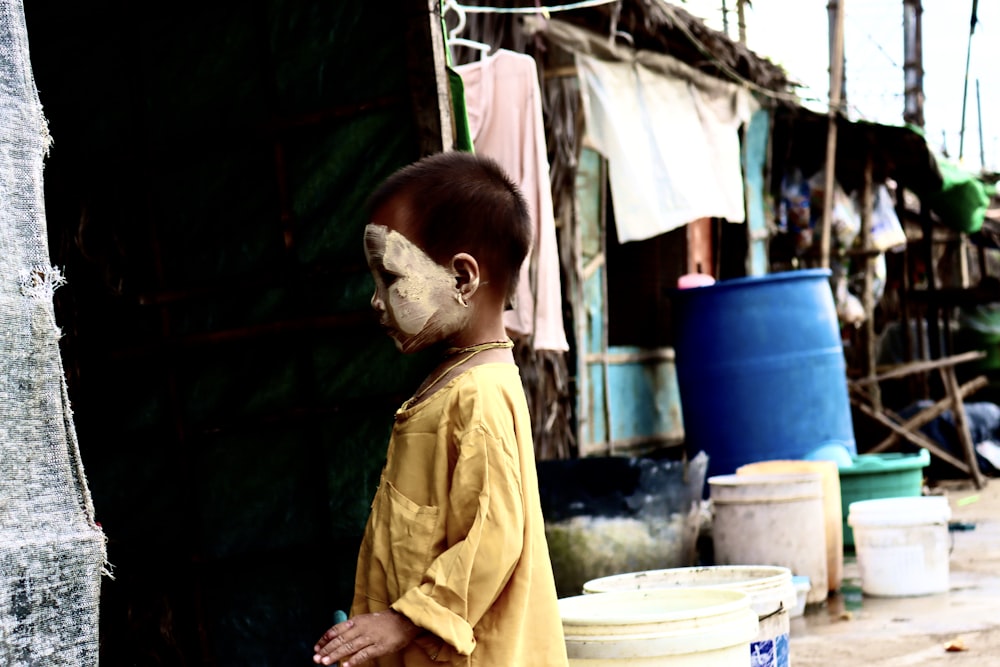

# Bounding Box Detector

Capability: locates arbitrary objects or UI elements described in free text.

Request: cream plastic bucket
[583,565,795,667]
[736,459,844,592]
[709,472,829,605]
[848,496,952,597]
[559,588,758,666]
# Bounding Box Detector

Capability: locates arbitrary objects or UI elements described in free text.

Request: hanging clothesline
[453,0,618,15]
[449,1,828,111]
[653,3,803,105]
[453,1,805,106]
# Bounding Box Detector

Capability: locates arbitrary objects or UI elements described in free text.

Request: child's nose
[370,290,384,312]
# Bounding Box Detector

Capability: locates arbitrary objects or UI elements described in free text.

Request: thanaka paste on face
[364,224,469,353]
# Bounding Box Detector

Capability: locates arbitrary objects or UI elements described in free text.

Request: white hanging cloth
[538,19,755,244]
[578,53,752,243]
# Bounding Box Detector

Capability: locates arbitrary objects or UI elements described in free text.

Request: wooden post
[572,164,587,456]
[686,218,714,276]
[736,0,747,44]
[895,185,914,363]
[599,162,613,455]
[921,203,941,360]
[819,0,846,269]
[941,365,987,489]
[860,146,880,412]
[404,0,454,155]
[902,0,925,128]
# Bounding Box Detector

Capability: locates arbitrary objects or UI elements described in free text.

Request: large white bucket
[736,459,844,593]
[559,588,758,666]
[583,565,796,667]
[847,496,952,597]
[709,473,828,605]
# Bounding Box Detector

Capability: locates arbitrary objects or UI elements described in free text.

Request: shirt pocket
[374,479,440,599]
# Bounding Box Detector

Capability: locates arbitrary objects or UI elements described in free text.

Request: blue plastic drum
[672,269,856,482]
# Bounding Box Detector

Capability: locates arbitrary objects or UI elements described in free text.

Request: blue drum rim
[669,268,832,296]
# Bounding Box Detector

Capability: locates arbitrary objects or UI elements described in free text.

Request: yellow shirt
[351,363,568,666]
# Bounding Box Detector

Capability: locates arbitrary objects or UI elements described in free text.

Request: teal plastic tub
[838,449,931,548]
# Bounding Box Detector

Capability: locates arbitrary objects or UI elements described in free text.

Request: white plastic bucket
[583,565,795,667]
[847,496,952,597]
[559,588,758,666]
[736,459,844,592]
[790,576,810,618]
[709,473,829,605]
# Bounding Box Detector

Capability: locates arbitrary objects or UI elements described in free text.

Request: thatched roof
[771,105,942,195]
[451,0,791,94]
[554,0,792,93]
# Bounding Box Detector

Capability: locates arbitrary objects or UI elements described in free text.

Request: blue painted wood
[605,346,684,446]
[576,148,684,453]
[586,344,606,445]
[576,148,606,448]
[743,107,771,277]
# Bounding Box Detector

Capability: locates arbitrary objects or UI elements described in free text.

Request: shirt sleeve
[391,424,525,658]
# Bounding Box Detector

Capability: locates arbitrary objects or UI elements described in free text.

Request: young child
[312,152,568,666]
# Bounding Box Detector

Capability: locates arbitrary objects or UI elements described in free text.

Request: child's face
[364,213,468,354]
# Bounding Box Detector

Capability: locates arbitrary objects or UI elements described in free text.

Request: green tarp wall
[25,2,437,664]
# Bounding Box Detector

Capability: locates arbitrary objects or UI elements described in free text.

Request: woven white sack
[0,1,107,664]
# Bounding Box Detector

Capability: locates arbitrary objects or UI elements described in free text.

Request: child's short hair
[366,151,531,302]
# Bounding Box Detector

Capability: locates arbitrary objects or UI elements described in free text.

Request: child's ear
[451,253,480,301]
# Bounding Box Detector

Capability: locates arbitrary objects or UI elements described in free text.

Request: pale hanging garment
[577,52,752,243]
[456,49,569,352]
[534,17,754,245]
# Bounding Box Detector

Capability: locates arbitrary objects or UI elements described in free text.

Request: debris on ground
[944,637,968,652]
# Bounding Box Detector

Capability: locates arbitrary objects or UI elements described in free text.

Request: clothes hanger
[449,37,492,60]
[443,0,492,61]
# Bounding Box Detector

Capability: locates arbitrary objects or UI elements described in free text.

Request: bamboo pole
[819,0,846,269]
[902,0,924,128]
[977,79,986,168]
[736,0,747,44]
[959,0,979,160]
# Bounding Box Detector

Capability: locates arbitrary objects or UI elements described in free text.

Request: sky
[679,0,1000,172]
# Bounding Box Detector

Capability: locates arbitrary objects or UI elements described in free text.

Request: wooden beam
[867,375,988,453]
[581,252,605,282]
[854,400,973,475]
[585,348,675,364]
[578,434,684,458]
[850,350,985,386]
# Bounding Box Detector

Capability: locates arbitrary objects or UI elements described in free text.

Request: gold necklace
[397,339,514,414]
[444,339,515,356]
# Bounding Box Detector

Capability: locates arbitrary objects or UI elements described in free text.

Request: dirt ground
[789,478,1000,666]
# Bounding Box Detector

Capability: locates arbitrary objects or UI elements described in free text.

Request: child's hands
[312,609,422,666]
